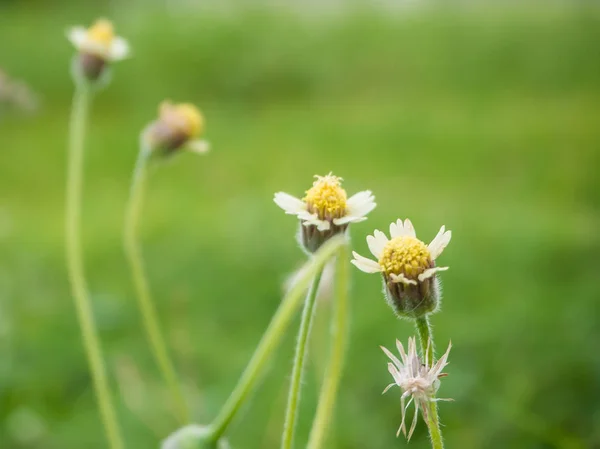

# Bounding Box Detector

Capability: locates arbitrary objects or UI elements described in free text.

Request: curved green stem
[207,236,346,443]
[124,147,189,424]
[281,267,324,449]
[415,316,444,449]
[66,85,124,449]
[307,245,349,449]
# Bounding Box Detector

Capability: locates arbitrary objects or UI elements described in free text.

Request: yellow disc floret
[87,19,115,46]
[379,236,432,279]
[303,174,347,220]
[159,101,205,138]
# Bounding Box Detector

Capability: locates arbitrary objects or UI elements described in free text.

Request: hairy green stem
[207,236,346,443]
[124,147,189,424]
[307,245,350,449]
[281,268,324,449]
[415,316,444,449]
[66,85,124,449]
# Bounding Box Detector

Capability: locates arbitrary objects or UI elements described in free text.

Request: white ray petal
[351,251,382,273]
[381,345,402,369]
[67,27,88,48]
[109,37,130,60]
[332,215,367,226]
[389,219,404,238]
[273,192,306,215]
[389,273,417,285]
[346,190,376,217]
[403,218,416,238]
[366,229,388,259]
[418,266,449,282]
[428,226,452,260]
[186,139,210,154]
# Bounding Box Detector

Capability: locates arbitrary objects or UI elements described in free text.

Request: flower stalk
[307,244,350,449]
[281,268,324,449]
[415,315,444,449]
[124,144,189,424]
[206,236,347,444]
[66,84,124,449]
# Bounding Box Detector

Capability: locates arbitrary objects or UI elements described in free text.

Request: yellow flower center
[87,19,115,46]
[379,236,432,279]
[303,174,347,220]
[159,102,204,138]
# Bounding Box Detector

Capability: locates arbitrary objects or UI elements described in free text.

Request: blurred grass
[1,2,600,448]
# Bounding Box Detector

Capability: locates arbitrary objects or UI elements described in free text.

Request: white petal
[389,273,417,285]
[430,341,452,378]
[346,190,376,217]
[186,139,210,154]
[366,230,388,259]
[350,251,382,273]
[274,192,306,215]
[381,345,402,369]
[109,37,130,60]
[418,266,449,282]
[428,226,452,260]
[403,219,416,238]
[332,215,367,226]
[389,219,404,238]
[67,27,88,49]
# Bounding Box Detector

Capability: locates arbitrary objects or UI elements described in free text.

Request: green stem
[415,316,444,449]
[66,85,124,449]
[280,267,324,449]
[207,236,346,443]
[124,147,189,424]
[307,245,349,449]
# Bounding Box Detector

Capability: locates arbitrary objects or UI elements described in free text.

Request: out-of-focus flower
[67,18,129,82]
[381,337,452,440]
[274,173,375,253]
[352,219,451,318]
[161,425,230,449]
[143,101,209,156]
[0,69,39,114]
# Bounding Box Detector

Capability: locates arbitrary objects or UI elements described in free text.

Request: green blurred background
[1,1,600,448]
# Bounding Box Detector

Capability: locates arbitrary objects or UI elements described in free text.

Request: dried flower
[143,101,209,156]
[274,173,375,253]
[67,18,129,82]
[381,337,452,440]
[352,219,451,318]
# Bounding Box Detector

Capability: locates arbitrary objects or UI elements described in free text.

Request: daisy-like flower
[381,337,452,440]
[274,173,376,253]
[352,219,451,318]
[67,18,129,82]
[143,101,209,156]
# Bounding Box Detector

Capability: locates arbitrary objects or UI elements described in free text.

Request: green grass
[1,2,600,448]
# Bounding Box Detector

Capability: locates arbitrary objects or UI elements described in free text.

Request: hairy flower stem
[307,245,350,449]
[66,84,124,449]
[124,147,189,424]
[281,267,324,449]
[415,316,444,449]
[206,236,347,444]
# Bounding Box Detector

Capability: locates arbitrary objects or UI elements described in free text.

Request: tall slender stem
[207,236,346,444]
[307,245,349,449]
[124,147,189,424]
[280,268,324,449]
[66,85,124,449]
[415,316,444,449]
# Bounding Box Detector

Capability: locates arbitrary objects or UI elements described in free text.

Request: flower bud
[143,101,209,157]
[67,19,129,84]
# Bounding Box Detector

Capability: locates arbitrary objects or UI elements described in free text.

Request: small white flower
[381,337,452,440]
[67,18,129,62]
[274,173,375,252]
[351,219,451,317]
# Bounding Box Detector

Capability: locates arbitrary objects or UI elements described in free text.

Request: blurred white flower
[381,337,452,440]
[67,18,129,62]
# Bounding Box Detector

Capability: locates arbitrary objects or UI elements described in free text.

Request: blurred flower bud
[67,19,129,84]
[352,219,451,319]
[143,101,209,156]
[161,425,230,449]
